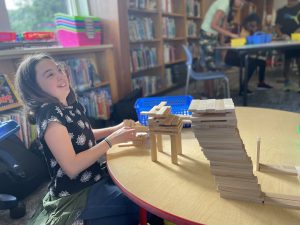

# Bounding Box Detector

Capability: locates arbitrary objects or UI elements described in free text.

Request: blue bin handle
[253,31,266,36]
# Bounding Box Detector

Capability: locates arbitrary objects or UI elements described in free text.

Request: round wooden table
[107,107,300,225]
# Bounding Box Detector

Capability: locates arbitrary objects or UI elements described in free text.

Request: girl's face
[35,59,70,105]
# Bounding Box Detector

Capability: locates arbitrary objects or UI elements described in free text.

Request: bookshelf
[89,0,204,98]
[0,45,118,147]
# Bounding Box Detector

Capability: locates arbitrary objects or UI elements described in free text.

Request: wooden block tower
[141,102,183,164]
[189,98,300,209]
[189,99,264,203]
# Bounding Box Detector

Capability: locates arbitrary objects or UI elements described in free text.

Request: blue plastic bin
[134,95,193,127]
[247,32,272,45]
[0,120,20,141]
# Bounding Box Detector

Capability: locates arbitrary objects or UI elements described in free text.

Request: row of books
[63,58,101,92]
[128,16,156,41]
[0,109,36,149]
[164,44,179,63]
[161,0,173,13]
[187,20,198,37]
[130,46,158,73]
[132,75,162,96]
[77,86,112,120]
[165,67,174,88]
[128,0,157,10]
[162,17,176,38]
[186,0,201,17]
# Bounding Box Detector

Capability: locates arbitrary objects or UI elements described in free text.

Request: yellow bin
[291,33,300,41]
[231,38,246,47]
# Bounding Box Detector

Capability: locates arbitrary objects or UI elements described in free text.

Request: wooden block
[215,175,258,184]
[259,164,297,175]
[216,179,261,191]
[223,98,235,112]
[211,167,254,178]
[256,137,261,171]
[156,101,167,109]
[188,99,204,112]
[220,190,264,203]
[264,193,300,209]
[157,106,171,115]
[177,133,182,155]
[156,134,163,152]
[123,119,135,127]
[210,161,253,169]
[218,186,262,198]
[150,134,157,162]
[170,135,178,164]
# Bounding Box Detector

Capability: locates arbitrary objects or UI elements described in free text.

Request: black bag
[0,134,49,199]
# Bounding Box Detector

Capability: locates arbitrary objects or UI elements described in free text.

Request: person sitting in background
[275,0,300,92]
[225,13,273,95]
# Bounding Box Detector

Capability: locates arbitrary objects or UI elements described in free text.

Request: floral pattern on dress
[76,134,86,146]
[37,102,102,197]
[77,120,85,129]
[80,171,92,182]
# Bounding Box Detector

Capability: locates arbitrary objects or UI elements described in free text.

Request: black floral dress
[36,101,102,198]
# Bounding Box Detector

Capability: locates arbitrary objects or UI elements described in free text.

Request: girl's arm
[92,122,124,140]
[211,10,239,38]
[44,121,136,179]
[92,120,135,140]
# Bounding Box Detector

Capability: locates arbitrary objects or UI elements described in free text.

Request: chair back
[182,45,193,66]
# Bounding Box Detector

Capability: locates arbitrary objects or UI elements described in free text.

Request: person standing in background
[200,0,248,71]
[275,0,300,92]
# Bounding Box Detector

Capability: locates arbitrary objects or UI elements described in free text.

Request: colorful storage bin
[134,95,193,127]
[231,38,246,47]
[0,32,16,42]
[55,13,102,47]
[291,33,300,41]
[246,32,272,45]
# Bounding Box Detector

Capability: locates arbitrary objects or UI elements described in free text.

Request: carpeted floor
[167,66,300,113]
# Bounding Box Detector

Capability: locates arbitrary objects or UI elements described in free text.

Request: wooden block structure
[189,99,264,203]
[189,98,300,209]
[119,120,149,147]
[141,102,183,164]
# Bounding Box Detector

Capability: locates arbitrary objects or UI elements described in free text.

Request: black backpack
[0,134,49,199]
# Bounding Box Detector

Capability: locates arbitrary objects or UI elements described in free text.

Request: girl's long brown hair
[15,53,76,124]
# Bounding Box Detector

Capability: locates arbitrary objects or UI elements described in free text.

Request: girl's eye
[46,73,54,78]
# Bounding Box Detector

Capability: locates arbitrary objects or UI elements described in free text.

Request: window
[2,0,89,33]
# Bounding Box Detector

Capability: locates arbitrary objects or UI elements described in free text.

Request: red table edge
[107,164,204,225]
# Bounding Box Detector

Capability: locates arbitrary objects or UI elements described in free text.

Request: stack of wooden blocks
[189,99,264,203]
[141,102,183,164]
[119,120,149,147]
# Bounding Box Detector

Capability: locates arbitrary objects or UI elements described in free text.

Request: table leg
[139,207,148,225]
[243,54,249,106]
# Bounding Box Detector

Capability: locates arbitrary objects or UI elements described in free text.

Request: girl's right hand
[107,127,136,146]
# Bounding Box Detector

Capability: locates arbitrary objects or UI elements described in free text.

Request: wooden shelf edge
[165,59,186,66]
[128,8,159,14]
[130,39,161,44]
[131,65,163,75]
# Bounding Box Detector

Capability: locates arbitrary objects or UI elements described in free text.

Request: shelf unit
[0,45,118,147]
[89,0,204,98]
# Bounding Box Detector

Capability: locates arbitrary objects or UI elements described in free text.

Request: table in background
[107,107,300,225]
[217,41,300,106]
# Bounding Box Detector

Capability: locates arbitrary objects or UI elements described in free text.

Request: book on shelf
[130,46,158,72]
[164,44,177,63]
[128,16,155,41]
[63,58,101,92]
[128,0,157,10]
[0,74,22,112]
[132,75,162,96]
[187,20,197,37]
[162,17,176,38]
[78,85,112,120]
[186,0,201,17]
[162,0,173,13]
